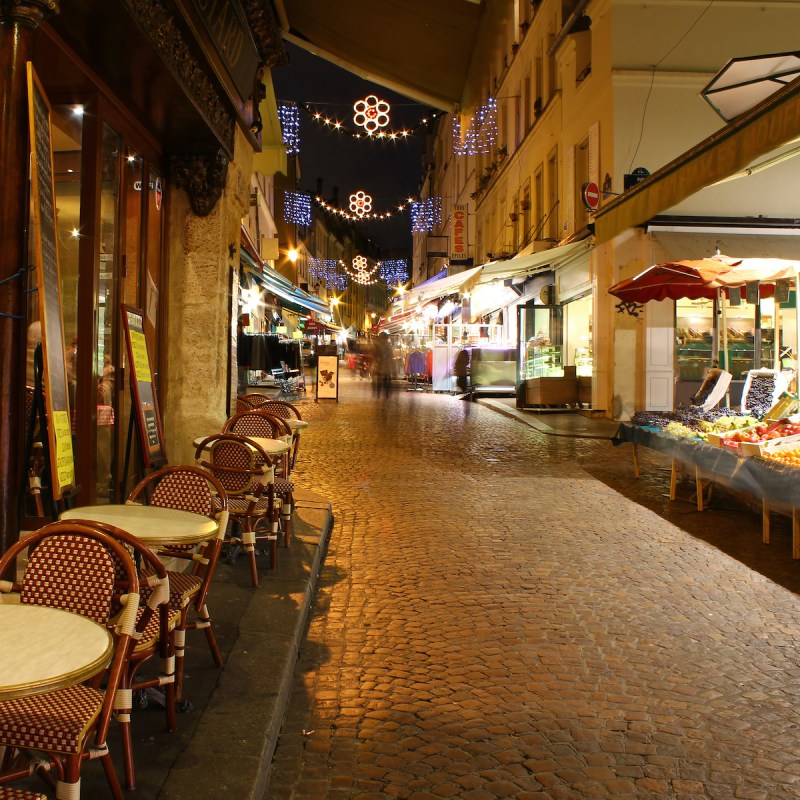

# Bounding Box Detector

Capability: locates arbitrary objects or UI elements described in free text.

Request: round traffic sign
[582,181,600,210]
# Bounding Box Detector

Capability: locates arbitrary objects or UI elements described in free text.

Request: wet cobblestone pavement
[265,375,800,800]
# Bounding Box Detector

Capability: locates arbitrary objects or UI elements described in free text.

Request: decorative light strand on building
[410,197,442,233]
[277,103,301,154]
[283,191,312,226]
[296,102,443,141]
[327,266,348,291]
[378,259,408,286]
[453,97,498,156]
[314,194,414,222]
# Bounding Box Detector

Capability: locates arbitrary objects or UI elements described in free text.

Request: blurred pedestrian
[373,333,394,397]
[453,347,469,394]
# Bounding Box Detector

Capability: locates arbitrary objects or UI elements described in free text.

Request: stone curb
[157,491,333,800]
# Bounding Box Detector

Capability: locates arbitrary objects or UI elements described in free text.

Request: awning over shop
[403,265,483,306]
[595,77,800,244]
[478,239,593,284]
[273,0,482,110]
[240,227,330,316]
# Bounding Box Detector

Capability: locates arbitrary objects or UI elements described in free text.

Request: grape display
[743,375,776,418]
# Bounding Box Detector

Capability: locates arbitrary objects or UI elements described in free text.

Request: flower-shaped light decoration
[349,191,373,218]
[352,255,369,273]
[353,95,391,134]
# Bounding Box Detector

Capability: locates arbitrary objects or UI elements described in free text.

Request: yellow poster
[129,329,152,383]
[52,410,75,490]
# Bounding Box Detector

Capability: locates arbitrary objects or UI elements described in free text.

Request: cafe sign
[449,204,470,264]
[190,0,260,101]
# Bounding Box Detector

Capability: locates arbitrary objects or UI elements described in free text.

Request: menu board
[27,64,75,500]
[316,351,339,401]
[121,305,166,467]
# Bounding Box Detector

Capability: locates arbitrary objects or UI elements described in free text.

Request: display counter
[612,423,800,557]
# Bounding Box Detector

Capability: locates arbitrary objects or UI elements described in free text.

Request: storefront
[0,1,284,549]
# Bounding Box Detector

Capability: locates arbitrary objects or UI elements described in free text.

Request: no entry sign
[582,181,600,210]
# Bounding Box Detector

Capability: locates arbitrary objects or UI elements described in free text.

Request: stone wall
[164,128,254,466]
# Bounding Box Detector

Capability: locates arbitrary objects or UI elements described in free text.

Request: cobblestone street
[266,375,800,800]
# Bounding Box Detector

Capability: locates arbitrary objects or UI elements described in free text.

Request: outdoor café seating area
[0,397,309,799]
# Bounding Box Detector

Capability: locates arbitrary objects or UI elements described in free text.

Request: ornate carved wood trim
[121,0,235,157]
[0,0,59,27]
[243,0,287,71]
[171,150,229,217]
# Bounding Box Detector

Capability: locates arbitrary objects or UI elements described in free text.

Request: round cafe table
[61,504,218,548]
[0,604,113,700]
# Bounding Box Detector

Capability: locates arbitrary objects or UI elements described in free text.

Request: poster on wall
[121,305,167,468]
[27,63,75,500]
[316,353,339,401]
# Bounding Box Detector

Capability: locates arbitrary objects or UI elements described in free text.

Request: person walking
[453,347,469,395]
[373,333,395,397]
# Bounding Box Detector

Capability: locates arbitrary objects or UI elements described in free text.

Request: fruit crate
[750,432,800,460]
[740,369,792,415]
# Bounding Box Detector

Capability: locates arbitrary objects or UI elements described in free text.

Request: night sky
[271,42,437,257]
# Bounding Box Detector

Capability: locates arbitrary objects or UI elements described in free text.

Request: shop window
[676,298,714,381]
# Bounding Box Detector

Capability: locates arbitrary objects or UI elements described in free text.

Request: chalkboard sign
[27,64,75,500]
[121,305,167,468]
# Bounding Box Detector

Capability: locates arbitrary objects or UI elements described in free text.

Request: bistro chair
[251,399,304,468]
[236,393,271,413]
[270,365,302,402]
[223,411,295,549]
[0,788,47,799]
[0,522,140,800]
[46,520,178,791]
[126,465,230,701]
[194,433,278,587]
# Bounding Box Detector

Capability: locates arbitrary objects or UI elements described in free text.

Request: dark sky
[271,42,436,256]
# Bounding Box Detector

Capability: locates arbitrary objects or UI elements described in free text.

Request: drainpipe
[547,0,592,56]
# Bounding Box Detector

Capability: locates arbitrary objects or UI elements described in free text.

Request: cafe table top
[283,418,309,432]
[60,503,218,547]
[193,435,290,456]
[0,604,114,701]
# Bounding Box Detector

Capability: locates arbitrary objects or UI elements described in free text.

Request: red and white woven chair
[0,522,140,800]
[0,787,47,799]
[194,433,278,587]
[236,393,271,413]
[127,465,229,701]
[251,399,304,468]
[45,519,178,790]
[223,411,295,550]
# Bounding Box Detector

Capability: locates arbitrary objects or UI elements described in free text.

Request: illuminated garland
[342,257,382,286]
[297,102,443,141]
[453,98,498,156]
[278,103,301,154]
[378,259,408,286]
[315,194,414,222]
[284,191,312,226]
[349,191,373,218]
[411,197,442,233]
[353,95,390,133]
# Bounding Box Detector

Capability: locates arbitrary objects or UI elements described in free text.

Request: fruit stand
[612,367,800,555]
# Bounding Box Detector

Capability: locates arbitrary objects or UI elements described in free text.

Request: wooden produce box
[577,376,592,405]
[746,432,800,458]
[707,427,754,448]
[524,376,577,406]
